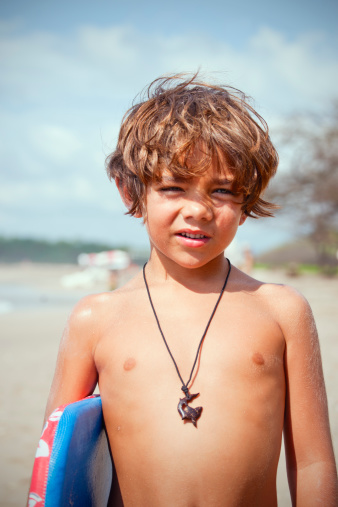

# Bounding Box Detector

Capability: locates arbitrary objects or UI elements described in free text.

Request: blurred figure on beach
[226,239,254,274]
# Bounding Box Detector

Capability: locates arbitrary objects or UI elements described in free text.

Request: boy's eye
[214,188,234,195]
[159,186,183,192]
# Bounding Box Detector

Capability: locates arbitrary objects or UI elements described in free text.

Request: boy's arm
[278,286,338,506]
[44,295,101,424]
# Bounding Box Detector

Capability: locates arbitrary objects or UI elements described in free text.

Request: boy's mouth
[175,230,211,248]
[176,231,210,239]
[178,232,208,239]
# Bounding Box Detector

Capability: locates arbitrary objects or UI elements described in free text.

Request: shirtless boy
[45,74,337,506]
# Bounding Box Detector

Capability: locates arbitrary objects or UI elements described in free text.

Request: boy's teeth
[181,232,205,239]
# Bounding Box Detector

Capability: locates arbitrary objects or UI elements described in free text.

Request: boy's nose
[181,198,213,221]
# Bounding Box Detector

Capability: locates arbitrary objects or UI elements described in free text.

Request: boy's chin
[151,249,227,270]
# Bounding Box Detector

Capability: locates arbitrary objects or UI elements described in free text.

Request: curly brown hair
[106,73,278,218]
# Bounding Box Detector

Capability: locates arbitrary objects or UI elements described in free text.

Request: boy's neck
[145,249,230,294]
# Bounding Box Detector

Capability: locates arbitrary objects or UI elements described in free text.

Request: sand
[0,263,337,506]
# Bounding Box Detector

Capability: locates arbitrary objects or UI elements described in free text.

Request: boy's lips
[176,229,211,239]
[175,229,211,246]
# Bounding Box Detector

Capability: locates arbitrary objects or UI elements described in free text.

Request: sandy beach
[0,263,337,506]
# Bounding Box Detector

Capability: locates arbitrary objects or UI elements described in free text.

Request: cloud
[0,20,337,247]
[249,28,338,104]
[2,22,337,110]
[28,125,83,163]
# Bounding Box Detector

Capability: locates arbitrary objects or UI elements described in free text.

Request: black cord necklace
[143,258,231,427]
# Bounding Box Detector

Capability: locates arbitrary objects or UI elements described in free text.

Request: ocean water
[0,283,86,314]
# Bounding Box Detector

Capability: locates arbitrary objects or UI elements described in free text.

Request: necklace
[143,259,231,427]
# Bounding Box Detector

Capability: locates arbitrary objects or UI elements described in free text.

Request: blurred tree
[0,238,127,263]
[267,104,338,267]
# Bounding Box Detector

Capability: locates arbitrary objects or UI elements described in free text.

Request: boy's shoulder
[232,266,311,319]
[68,270,144,329]
[234,267,313,342]
[234,266,306,300]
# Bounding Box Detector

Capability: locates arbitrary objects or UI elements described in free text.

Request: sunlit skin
[44,164,337,506]
[143,169,247,276]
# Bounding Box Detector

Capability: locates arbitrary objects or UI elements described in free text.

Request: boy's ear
[239,213,247,226]
[115,178,143,218]
[115,178,131,208]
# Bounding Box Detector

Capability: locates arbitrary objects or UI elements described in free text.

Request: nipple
[123,357,137,371]
[252,352,265,366]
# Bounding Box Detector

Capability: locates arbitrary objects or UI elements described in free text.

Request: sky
[1,0,338,254]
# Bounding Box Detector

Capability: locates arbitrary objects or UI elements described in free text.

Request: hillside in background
[0,237,127,264]
[256,237,318,266]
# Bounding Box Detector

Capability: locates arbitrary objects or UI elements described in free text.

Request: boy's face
[144,163,247,270]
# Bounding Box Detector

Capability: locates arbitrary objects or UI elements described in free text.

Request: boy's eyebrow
[160,176,186,183]
[160,176,234,185]
[213,177,234,185]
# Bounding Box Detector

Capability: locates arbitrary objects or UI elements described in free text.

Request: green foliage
[255,261,337,277]
[298,264,321,274]
[253,262,271,269]
[0,237,127,264]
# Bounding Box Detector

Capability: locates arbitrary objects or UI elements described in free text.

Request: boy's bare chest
[96,292,285,496]
[95,293,285,403]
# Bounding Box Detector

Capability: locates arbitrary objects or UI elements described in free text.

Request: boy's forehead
[159,167,235,184]
[173,141,236,179]
[153,140,239,185]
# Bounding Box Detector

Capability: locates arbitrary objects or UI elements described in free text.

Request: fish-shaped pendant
[177,392,202,427]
